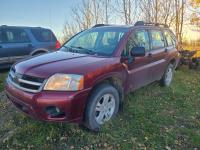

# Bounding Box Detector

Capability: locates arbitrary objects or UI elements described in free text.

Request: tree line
[63,0,200,47]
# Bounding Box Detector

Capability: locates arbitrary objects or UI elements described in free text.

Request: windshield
[60,27,128,56]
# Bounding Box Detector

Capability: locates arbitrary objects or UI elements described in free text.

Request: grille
[7,68,45,93]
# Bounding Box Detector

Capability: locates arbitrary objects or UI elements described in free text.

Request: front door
[122,29,152,91]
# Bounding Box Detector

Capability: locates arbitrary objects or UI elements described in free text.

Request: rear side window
[4,28,30,43]
[31,28,56,42]
[164,30,174,46]
[150,30,165,49]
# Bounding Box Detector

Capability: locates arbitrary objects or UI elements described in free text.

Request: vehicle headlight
[44,74,84,91]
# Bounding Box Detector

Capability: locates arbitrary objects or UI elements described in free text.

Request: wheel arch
[92,74,124,102]
[83,75,125,122]
[168,58,178,70]
[30,48,49,56]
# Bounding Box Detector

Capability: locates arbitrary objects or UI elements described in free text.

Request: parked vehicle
[179,50,200,69]
[0,25,60,69]
[5,21,180,131]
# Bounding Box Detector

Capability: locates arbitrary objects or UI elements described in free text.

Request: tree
[174,0,186,47]
[139,0,176,26]
[63,0,114,40]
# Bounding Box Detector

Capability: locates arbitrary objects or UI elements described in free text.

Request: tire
[160,63,174,87]
[84,83,120,131]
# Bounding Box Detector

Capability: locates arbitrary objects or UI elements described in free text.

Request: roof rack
[134,21,169,28]
[92,24,111,28]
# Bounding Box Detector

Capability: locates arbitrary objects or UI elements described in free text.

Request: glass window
[123,30,149,56]
[150,30,165,49]
[0,29,3,43]
[70,32,98,50]
[164,30,174,46]
[4,28,30,43]
[100,32,123,54]
[31,29,56,42]
[63,28,127,56]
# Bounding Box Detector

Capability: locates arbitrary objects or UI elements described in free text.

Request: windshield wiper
[62,46,79,53]
[70,46,97,55]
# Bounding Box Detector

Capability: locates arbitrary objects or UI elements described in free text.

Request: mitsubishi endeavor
[5,21,180,131]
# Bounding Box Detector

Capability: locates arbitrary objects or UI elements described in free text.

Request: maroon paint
[5,26,180,123]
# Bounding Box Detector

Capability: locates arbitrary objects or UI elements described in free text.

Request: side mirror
[131,47,146,57]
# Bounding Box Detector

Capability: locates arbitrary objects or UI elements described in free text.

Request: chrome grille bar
[18,78,42,86]
[7,77,40,93]
[7,69,45,93]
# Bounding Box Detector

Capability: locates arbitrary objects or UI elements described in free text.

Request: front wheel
[84,83,120,131]
[160,63,174,87]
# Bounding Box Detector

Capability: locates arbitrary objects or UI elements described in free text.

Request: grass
[0,67,200,150]
[0,71,7,91]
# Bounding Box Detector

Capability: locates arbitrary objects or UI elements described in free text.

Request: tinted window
[123,30,150,56]
[164,30,174,46]
[150,30,165,49]
[4,28,30,43]
[31,29,56,42]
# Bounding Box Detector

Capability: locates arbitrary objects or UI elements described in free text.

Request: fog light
[46,106,62,117]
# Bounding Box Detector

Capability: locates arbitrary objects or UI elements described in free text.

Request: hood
[14,51,117,78]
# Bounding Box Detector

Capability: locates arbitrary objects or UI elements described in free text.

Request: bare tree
[62,0,188,45]
[174,0,186,47]
[139,0,176,26]
[63,0,108,40]
[115,0,140,24]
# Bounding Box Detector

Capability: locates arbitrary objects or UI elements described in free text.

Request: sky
[0,0,80,40]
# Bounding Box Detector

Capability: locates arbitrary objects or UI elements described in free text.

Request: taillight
[55,41,61,49]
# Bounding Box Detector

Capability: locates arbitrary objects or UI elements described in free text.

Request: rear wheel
[160,63,174,87]
[84,83,120,131]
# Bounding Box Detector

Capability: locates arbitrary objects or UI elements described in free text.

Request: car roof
[92,21,170,31]
[0,25,51,30]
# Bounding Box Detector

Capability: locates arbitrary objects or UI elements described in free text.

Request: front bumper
[5,81,91,123]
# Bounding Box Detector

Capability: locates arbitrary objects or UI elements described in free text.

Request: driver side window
[122,30,150,57]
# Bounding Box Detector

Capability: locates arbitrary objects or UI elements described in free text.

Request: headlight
[44,74,84,91]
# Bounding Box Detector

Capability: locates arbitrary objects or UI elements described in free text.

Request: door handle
[148,53,153,57]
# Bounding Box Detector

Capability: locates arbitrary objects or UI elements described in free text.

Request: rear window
[31,28,56,42]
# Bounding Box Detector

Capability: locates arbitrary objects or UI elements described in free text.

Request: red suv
[5,21,180,131]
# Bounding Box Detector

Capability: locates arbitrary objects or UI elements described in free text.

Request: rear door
[2,27,33,63]
[148,29,167,82]
[31,28,57,50]
[122,29,152,91]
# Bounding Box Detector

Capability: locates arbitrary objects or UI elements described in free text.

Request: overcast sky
[0,0,81,39]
